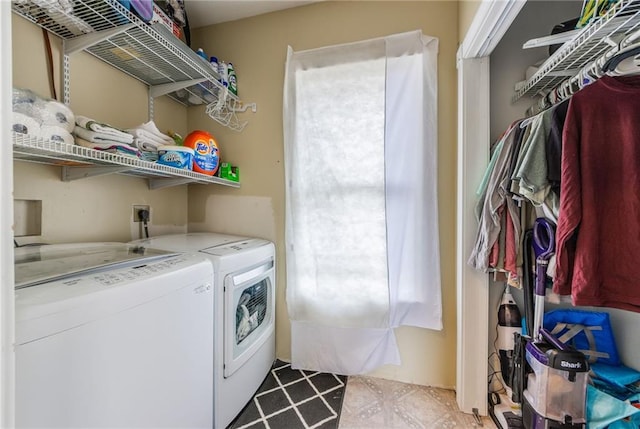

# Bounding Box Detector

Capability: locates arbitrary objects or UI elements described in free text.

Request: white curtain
[283,30,441,375]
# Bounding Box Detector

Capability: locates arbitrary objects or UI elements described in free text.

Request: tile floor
[338,376,497,429]
[230,360,498,429]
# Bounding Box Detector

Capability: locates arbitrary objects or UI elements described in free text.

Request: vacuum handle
[540,328,569,351]
[535,258,549,296]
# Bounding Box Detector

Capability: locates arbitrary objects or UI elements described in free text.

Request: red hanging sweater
[554,75,640,312]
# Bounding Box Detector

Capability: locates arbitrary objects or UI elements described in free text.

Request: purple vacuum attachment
[532,218,555,341]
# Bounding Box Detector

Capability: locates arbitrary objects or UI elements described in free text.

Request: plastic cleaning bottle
[196,48,208,61]
[218,60,229,89]
[209,56,219,77]
[195,49,212,102]
[227,62,237,96]
[209,56,220,96]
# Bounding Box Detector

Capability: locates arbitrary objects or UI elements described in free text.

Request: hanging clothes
[546,99,570,197]
[511,107,560,223]
[468,121,522,273]
[554,75,640,312]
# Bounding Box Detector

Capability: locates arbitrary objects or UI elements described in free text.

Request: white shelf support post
[148,96,154,121]
[62,52,70,105]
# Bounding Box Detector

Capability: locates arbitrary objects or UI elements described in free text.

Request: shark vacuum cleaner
[521,218,589,429]
[491,219,589,429]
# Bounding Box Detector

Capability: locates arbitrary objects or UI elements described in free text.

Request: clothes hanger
[609,53,640,76]
[621,28,640,49]
[520,113,539,129]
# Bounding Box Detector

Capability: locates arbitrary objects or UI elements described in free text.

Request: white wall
[489,0,582,142]
[11,14,191,244]
[188,1,460,388]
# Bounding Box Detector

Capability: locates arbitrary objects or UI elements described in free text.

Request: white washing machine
[132,233,276,429]
[14,242,215,428]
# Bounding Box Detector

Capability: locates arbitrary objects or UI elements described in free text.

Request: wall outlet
[132,205,151,223]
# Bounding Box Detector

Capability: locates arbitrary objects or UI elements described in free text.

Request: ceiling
[185,1,319,29]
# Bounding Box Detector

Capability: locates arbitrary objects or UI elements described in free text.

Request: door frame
[0,2,15,427]
[456,0,525,415]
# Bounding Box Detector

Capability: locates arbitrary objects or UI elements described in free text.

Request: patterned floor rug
[228,360,348,429]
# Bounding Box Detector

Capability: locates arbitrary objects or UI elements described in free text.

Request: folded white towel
[74,126,134,145]
[75,137,141,158]
[126,121,174,144]
[127,128,173,146]
[76,115,131,140]
[131,137,164,153]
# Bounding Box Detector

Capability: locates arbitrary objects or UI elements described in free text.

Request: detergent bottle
[227,62,237,96]
[183,130,220,176]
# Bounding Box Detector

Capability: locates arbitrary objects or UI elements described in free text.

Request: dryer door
[224,258,275,378]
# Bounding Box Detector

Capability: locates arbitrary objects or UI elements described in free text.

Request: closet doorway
[457,0,640,418]
[457,0,524,416]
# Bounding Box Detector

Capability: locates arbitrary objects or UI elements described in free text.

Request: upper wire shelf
[11,0,253,131]
[513,0,640,102]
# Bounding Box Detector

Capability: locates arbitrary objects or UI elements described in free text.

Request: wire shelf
[13,132,240,189]
[12,0,252,130]
[513,0,640,102]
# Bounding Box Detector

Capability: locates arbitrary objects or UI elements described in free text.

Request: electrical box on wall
[133,205,151,223]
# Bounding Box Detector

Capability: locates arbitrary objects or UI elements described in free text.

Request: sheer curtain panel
[283,30,441,375]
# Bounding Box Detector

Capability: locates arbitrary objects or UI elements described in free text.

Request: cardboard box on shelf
[150,3,181,38]
[219,163,240,182]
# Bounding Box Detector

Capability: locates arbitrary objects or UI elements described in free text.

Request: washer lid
[131,232,247,252]
[200,238,270,256]
[15,242,175,289]
[15,253,213,345]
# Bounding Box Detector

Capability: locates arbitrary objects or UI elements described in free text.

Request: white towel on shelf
[41,125,75,145]
[76,115,132,140]
[127,128,173,146]
[75,137,141,158]
[131,137,164,153]
[126,121,174,145]
[12,112,41,136]
[73,126,134,145]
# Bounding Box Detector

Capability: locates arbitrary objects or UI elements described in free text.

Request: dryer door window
[224,259,275,378]
[235,279,268,345]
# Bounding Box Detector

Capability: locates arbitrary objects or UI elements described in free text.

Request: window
[284,31,441,374]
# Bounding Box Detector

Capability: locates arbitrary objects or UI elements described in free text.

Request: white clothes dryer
[132,233,276,429]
